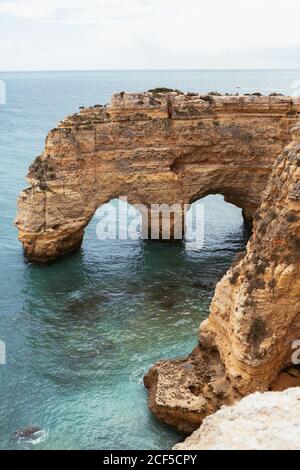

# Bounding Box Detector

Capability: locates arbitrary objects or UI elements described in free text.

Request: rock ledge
[174,387,300,450]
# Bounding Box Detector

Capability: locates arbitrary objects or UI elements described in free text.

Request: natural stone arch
[95,196,151,244]
[144,123,300,433]
[187,187,258,230]
[16,91,300,263]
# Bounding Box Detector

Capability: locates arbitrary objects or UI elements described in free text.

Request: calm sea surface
[0,70,299,450]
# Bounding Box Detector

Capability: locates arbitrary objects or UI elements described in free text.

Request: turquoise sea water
[0,70,299,450]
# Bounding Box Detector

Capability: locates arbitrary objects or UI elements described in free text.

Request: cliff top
[57,91,300,129]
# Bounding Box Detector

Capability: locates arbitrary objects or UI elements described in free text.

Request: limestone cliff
[144,122,300,433]
[173,388,300,450]
[15,91,300,437]
[16,92,299,263]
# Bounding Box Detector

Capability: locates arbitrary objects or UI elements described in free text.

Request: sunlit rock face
[173,388,300,450]
[16,91,299,263]
[201,125,300,395]
[144,122,300,432]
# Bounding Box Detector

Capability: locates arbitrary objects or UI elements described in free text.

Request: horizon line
[1,68,300,74]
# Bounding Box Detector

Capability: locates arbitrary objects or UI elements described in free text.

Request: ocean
[0,70,299,450]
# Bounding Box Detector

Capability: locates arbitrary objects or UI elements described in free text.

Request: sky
[0,0,300,71]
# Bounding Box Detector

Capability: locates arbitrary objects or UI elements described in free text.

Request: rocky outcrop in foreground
[144,121,300,432]
[173,388,300,450]
[16,92,299,262]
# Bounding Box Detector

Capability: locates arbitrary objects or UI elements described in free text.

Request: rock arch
[144,123,300,433]
[16,92,300,262]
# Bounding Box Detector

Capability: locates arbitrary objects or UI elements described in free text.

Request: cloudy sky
[0,0,299,71]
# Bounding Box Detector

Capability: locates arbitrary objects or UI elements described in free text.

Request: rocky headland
[16,90,300,446]
[16,91,299,262]
[144,117,300,433]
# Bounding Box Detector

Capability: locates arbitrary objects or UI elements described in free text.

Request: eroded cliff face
[201,125,300,394]
[16,92,299,263]
[144,123,300,433]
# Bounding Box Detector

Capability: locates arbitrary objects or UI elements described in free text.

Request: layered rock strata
[16,92,300,262]
[144,122,300,432]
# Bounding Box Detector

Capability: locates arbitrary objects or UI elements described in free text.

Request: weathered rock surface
[173,388,300,450]
[202,124,300,394]
[144,121,300,432]
[144,346,241,434]
[15,90,300,439]
[16,92,300,262]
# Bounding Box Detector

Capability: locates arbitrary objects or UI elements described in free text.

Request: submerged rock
[192,281,215,291]
[86,339,116,357]
[13,426,42,440]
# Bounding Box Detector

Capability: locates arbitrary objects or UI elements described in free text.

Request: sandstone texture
[173,388,300,450]
[16,92,300,262]
[144,346,242,434]
[144,120,300,432]
[16,91,300,439]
